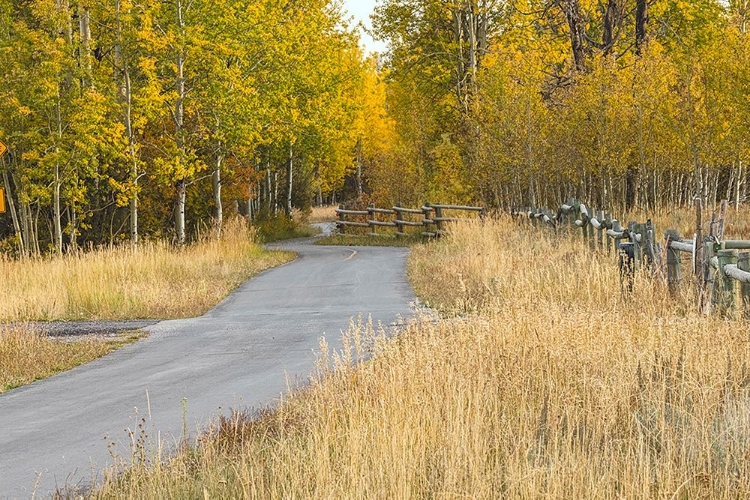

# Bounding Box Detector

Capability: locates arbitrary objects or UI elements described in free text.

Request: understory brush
[254,210,318,242]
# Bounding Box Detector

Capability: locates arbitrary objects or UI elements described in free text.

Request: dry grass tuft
[0,325,138,393]
[0,219,294,321]
[94,216,750,498]
[307,205,338,224]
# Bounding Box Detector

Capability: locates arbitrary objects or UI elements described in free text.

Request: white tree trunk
[174,0,187,245]
[2,168,24,256]
[175,179,186,245]
[116,0,139,246]
[54,92,64,255]
[213,153,223,234]
[286,146,293,217]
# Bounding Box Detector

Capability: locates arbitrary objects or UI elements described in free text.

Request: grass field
[0,219,294,321]
[0,326,142,393]
[90,210,750,498]
[1,218,293,395]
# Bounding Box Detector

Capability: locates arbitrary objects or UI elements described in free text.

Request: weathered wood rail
[336,203,485,237]
[516,198,750,317]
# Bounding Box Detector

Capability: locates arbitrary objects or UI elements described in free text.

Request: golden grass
[93,216,750,498]
[307,205,338,224]
[0,219,294,321]
[0,326,140,393]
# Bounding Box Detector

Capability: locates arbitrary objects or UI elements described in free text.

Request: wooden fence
[336,203,485,238]
[516,198,750,317]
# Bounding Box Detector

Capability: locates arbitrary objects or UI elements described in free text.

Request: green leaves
[0,0,373,250]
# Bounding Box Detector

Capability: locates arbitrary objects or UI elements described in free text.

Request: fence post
[422,203,433,237]
[739,252,750,318]
[605,213,613,255]
[368,204,376,236]
[395,203,404,235]
[695,197,705,309]
[612,219,623,253]
[665,230,682,297]
[338,204,346,234]
[619,242,636,294]
[597,210,604,251]
[572,200,580,231]
[701,241,718,315]
[716,249,739,317]
[645,219,658,269]
[630,223,643,270]
[435,205,444,234]
[579,204,588,244]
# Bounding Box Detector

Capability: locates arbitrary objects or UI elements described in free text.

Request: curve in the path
[0,238,415,497]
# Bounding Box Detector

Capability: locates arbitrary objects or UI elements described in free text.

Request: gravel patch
[8,320,159,338]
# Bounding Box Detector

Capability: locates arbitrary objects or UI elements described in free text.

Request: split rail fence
[336,203,485,238]
[516,198,750,317]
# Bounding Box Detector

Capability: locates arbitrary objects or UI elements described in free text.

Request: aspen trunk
[175,179,186,245]
[69,203,77,251]
[19,197,33,256]
[266,167,272,212]
[174,0,187,246]
[273,170,279,216]
[213,151,223,233]
[2,168,24,256]
[736,161,743,210]
[54,92,64,255]
[116,0,139,246]
[286,146,293,217]
[78,5,92,88]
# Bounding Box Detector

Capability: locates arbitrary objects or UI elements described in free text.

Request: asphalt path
[0,231,416,497]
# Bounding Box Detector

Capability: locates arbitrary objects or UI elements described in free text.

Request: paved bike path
[0,238,415,497]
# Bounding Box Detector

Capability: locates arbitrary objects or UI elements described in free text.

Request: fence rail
[336,203,485,238]
[516,198,750,317]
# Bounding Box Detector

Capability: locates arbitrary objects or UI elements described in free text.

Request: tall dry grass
[93,216,750,498]
[307,205,338,224]
[0,219,293,321]
[0,326,135,393]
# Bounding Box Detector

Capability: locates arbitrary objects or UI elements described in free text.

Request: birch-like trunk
[274,170,279,217]
[266,166,272,212]
[19,195,34,256]
[115,0,139,246]
[174,0,187,246]
[736,161,743,210]
[69,203,77,251]
[286,146,293,217]
[213,152,223,233]
[78,5,92,88]
[2,167,24,256]
[175,179,186,245]
[54,92,64,255]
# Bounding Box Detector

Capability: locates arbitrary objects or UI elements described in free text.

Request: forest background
[0,0,747,255]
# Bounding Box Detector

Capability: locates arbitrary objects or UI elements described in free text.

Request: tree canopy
[1,0,747,254]
[368,0,750,213]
